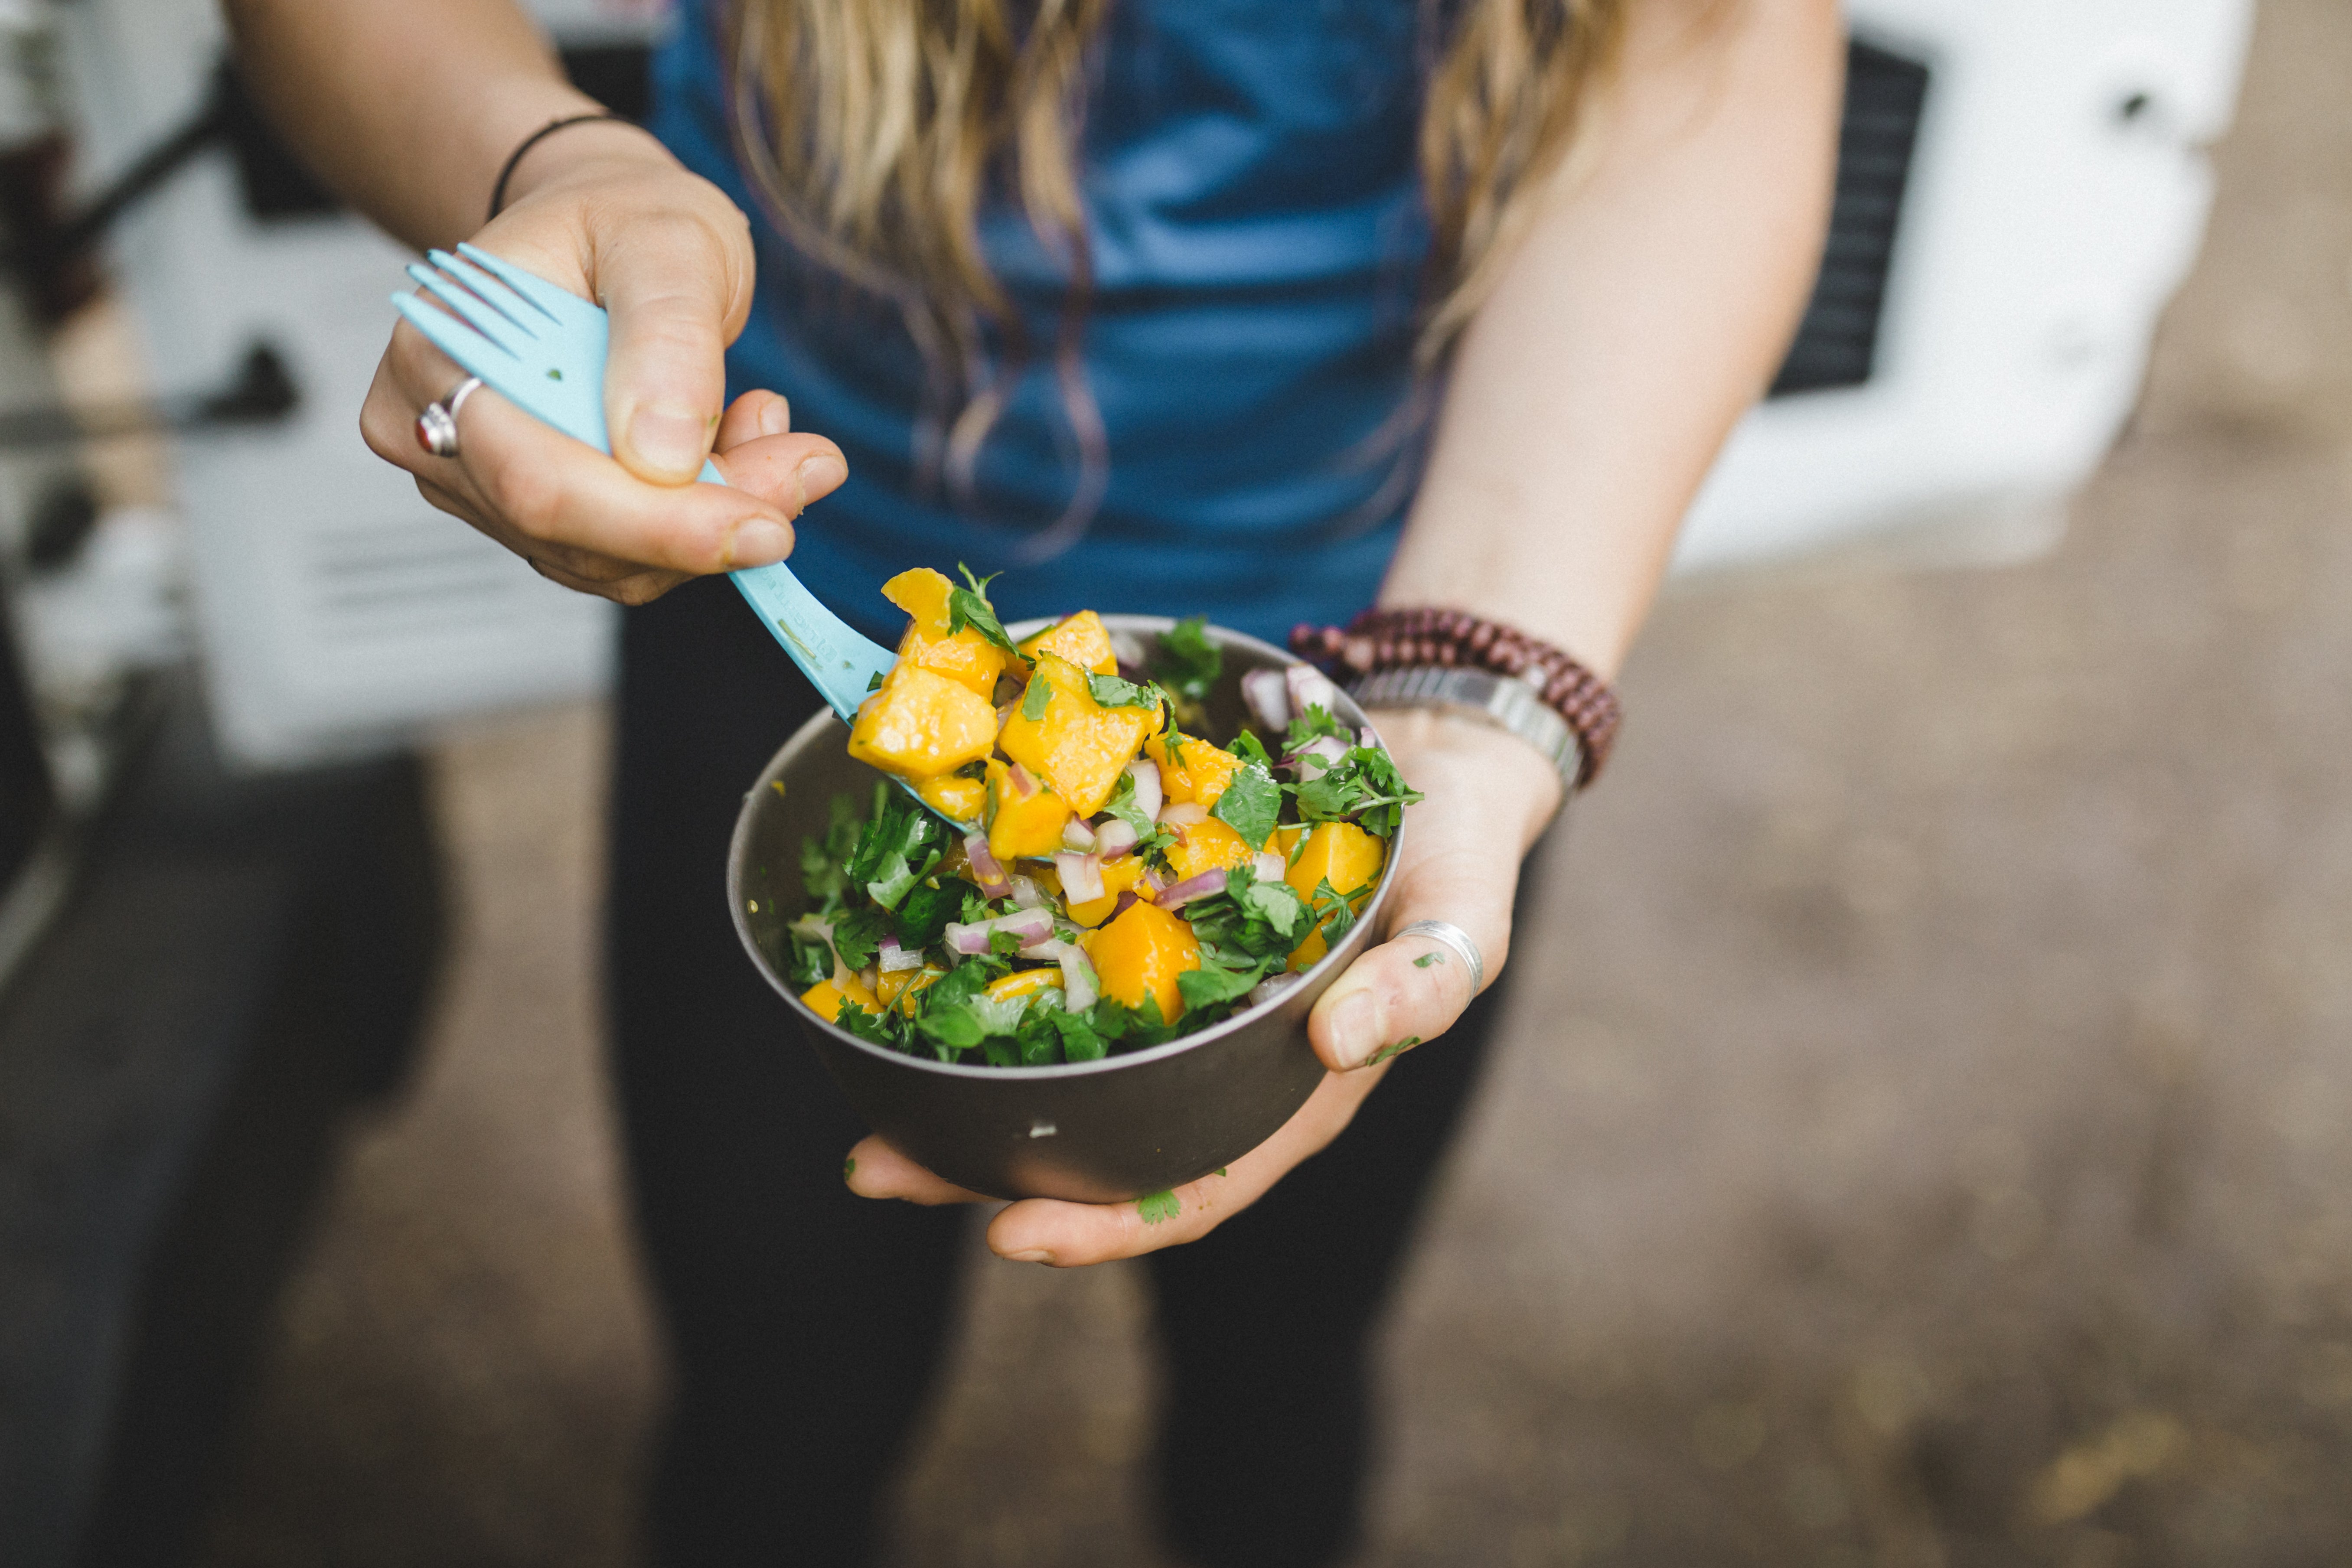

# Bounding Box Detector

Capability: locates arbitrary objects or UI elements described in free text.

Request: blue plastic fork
[392,244,971,828]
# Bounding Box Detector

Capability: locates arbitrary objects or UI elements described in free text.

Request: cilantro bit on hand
[1137,1188,1182,1224]
[946,563,1018,654]
[1414,952,1445,968]
[1365,1035,1421,1066]
[1156,616,1222,702]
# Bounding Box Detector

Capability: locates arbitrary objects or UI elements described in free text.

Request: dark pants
[607,577,1516,1568]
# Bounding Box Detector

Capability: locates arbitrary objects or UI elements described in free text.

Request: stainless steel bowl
[726,615,1399,1202]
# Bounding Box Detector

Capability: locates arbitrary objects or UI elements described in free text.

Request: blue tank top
[651,0,1429,646]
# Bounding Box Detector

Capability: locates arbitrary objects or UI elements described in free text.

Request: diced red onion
[1048,942,1100,1011]
[1009,874,1047,909]
[1253,851,1287,882]
[1094,818,1138,861]
[1125,759,1162,821]
[1060,818,1098,853]
[1242,667,1291,733]
[1286,663,1340,720]
[1142,867,1167,896]
[1055,851,1105,904]
[1288,735,1347,776]
[1111,891,1138,919]
[1249,971,1304,1008]
[877,937,923,972]
[943,905,1056,956]
[1360,727,1379,751]
[964,832,1012,898]
[943,921,990,956]
[1160,801,1208,828]
[1155,869,1230,910]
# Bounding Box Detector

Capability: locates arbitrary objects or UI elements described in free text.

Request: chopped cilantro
[785,932,832,990]
[1229,729,1275,772]
[844,1157,856,1177]
[1209,760,1282,849]
[1086,671,1162,711]
[1415,951,1444,968]
[1185,868,1311,963]
[799,792,864,907]
[829,906,890,971]
[1365,1035,1422,1066]
[1177,961,1262,1014]
[1293,745,1425,838]
[1137,1188,1181,1224]
[1285,704,1352,753]
[1156,616,1221,703]
[1309,878,1357,945]
[866,669,886,692]
[946,563,1017,653]
[895,877,974,951]
[834,996,902,1048]
[1020,675,1052,721]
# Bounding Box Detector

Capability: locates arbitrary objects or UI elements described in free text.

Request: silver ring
[1395,919,1484,995]
[414,375,482,459]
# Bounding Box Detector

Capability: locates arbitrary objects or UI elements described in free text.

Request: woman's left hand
[845,708,1564,1265]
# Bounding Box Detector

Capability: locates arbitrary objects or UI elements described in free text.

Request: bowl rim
[726,613,1403,1079]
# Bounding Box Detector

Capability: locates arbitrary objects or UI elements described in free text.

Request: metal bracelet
[1350,665,1585,792]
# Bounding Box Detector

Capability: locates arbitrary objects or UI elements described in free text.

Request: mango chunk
[801,974,881,1021]
[882,567,1011,698]
[881,567,957,638]
[1017,609,1119,675]
[1280,821,1386,902]
[848,664,998,779]
[1147,732,1243,809]
[915,773,986,823]
[1065,856,1152,929]
[985,967,1064,1004]
[1166,817,1253,883]
[1089,900,1201,1023]
[998,652,1157,817]
[985,759,1074,862]
[874,966,942,1014]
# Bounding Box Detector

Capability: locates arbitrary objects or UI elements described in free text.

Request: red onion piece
[1288,735,1347,776]
[1155,869,1230,910]
[964,832,1011,898]
[1253,851,1287,882]
[1286,664,1340,720]
[1242,667,1291,733]
[1057,945,1100,1011]
[877,937,923,973]
[995,906,1056,943]
[1110,891,1138,919]
[1125,759,1162,821]
[1009,874,1047,909]
[1249,971,1304,1008]
[1360,726,1379,751]
[1055,851,1105,904]
[1060,818,1098,853]
[943,921,992,956]
[1094,818,1139,861]
[1160,801,1209,828]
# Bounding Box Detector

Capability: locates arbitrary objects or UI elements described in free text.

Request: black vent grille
[1768,39,1931,398]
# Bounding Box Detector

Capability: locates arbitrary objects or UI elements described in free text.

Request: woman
[227,0,1839,1561]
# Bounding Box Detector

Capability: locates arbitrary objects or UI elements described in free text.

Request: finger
[708,430,848,517]
[595,212,749,483]
[843,1135,994,1205]
[715,388,791,451]
[983,1069,1380,1267]
[1309,839,1514,1072]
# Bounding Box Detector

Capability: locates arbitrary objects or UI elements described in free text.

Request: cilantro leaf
[988,928,1028,958]
[1177,961,1264,1014]
[1137,1188,1181,1224]
[1229,729,1275,772]
[1293,745,1425,838]
[866,669,886,692]
[1365,1035,1422,1066]
[1086,671,1162,711]
[799,791,864,906]
[1209,761,1282,849]
[1184,868,1311,962]
[946,563,1017,653]
[1155,616,1221,703]
[1047,1007,1107,1062]
[785,932,832,989]
[1090,991,1181,1049]
[845,782,946,899]
[896,877,974,951]
[1285,704,1352,753]
[834,998,907,1050]
[830,906,890,971]
[1414,951,1444,969]
[1103,770,1175,860]
[1020,674,1052,721]
[1310,878,1358,946]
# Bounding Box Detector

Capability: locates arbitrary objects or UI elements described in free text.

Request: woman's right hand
[358,120,847,605]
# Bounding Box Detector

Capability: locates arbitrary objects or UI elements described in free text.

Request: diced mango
[801,974,881,1021]
[874,966,942,1014]
[883,567,1011,698]
[997,652,1157,816]
[1017,609,1119,675]
[1089,900,1201,1022]
[1166,816,1253,883]
[1147,731,1243,809]
[1281,821,1386,902]
[985,759,1073,862]
[848,664,998,778]
[915,773,986,823]
[1065,856,1152,928]
[985,967,1064,1004]
[1285,929,1329,973]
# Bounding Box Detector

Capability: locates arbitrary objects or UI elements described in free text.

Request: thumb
[1308,841,1513,1072]
[595,213,751,485]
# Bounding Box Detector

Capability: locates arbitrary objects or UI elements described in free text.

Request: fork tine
[419,250,543,338]
[404,263,540,356]
[393,292,521,371]
[456,242,598,326]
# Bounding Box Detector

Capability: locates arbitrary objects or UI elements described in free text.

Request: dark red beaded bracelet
[1290,607,1622,788]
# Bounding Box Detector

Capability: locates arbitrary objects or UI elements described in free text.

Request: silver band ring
[1395,919,1485,995]
[414,375,483,459]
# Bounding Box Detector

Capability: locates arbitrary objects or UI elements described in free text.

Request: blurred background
[4,0,2349,1563]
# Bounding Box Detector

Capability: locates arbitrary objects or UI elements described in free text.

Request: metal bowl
[726,615,1399,1202]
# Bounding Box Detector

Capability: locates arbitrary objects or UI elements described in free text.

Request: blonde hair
[730,0,1627,550]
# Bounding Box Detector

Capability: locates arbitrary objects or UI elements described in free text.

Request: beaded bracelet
[1290,607,1622,789]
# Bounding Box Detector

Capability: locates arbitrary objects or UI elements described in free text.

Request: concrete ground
[195,3,2352,1565]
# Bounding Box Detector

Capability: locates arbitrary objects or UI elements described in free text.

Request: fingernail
[1328,988,1381,1069]
[1007,1249,1054,1265]
[758,397,792,437]
[627,404,710,477]
[794,452,847,512]
[728,517,793,568]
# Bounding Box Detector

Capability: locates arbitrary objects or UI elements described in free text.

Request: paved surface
[197,4,2352,1564]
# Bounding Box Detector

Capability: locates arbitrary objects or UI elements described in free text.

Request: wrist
[493,114,679,214]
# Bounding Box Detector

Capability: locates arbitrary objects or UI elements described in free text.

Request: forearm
[1384,0,1844,681]
[222,0,665,250]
